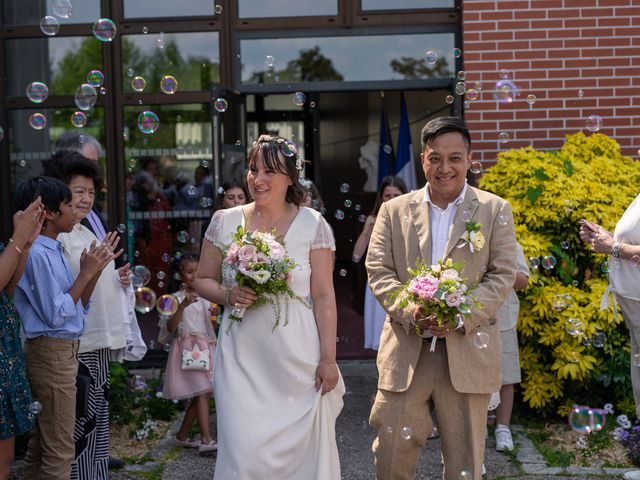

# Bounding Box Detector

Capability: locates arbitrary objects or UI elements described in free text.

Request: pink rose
[408,274,439,300]
[255,251,269,264]
[238,245,257,265]
[267,241,286,261]
[226,243,240,264]
[445,293,462,307]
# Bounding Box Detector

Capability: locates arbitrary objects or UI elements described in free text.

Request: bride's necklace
[246,204,297,240]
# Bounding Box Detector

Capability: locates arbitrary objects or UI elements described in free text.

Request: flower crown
[254,135,303,171]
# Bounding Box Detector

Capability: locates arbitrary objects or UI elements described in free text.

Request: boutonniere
[458,221,485,253]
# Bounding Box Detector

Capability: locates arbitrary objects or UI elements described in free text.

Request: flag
[395,93,417,191]
[377,96,395,189]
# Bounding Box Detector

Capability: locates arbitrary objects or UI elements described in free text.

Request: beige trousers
[23,336,79,480]
[617,296,640,417]
[370,340,490,480]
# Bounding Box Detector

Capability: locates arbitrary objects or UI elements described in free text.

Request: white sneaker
[624,471,640,480]
[495,425,514,451]
[482,464,486,476]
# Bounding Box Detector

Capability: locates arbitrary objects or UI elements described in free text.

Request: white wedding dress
[205,205,344,480]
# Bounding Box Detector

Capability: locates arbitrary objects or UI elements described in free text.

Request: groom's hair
[420,116,471,151]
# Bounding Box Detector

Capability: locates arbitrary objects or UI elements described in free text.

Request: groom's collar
[423,181,468,210]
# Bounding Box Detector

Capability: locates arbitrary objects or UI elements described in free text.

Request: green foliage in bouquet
[479,132,640,417]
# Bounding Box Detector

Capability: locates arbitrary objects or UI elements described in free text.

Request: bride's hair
[248,135,306,206]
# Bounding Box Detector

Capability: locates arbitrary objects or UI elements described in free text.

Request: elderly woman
[580,198,640,480]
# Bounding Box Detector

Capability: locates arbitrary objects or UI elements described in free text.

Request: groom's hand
[425,317,457,338]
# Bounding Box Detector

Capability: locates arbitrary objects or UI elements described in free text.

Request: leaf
[563,159,574,177]
[527,186,543,204]
[534,167,550,181]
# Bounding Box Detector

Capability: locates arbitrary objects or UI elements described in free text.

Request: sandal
[199,440,218,453]
[173,436,200,448]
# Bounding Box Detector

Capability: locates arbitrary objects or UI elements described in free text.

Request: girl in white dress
[194,135,344,479]
[352,175,407,350]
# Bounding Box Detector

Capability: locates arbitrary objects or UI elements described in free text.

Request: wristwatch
[612,242,622,258]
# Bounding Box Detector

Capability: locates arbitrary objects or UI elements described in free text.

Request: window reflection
[239,0,337,18]
[6,37,104,96]
[8,108,107,213]
[2,0,100,25]
[361,0,454,9]
[240,33,455,84]
[124,103,213,293]
[122,32,220,93]
[124,0,216,18]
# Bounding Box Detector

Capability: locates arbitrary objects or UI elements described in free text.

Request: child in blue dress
[0,197,45,479]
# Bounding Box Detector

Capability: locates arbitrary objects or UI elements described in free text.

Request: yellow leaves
[479,132,638,412]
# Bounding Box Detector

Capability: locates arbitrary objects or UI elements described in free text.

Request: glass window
[122,32,220,93]
[361,0,454,9]
[239,0,337,18]
[2,0,100,25]
[124,0,216,18]
[240,33,455,85]
[123,103,214,285]
[8,107,108,216]
[6,36,104,97]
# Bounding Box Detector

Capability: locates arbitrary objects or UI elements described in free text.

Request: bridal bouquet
[389,258,482,351]
[224,226,307,331]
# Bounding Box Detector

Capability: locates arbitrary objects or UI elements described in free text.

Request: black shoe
[108,456,124,469]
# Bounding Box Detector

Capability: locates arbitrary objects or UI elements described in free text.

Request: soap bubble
[131,76,146,92]
[157,294,180,316]
[51,0,73,18]
[334,210,345,220]
[457,71,467,81]
[528,257,540,269]
[160,75,178,94]
[214,98,228,112]
[176,231,190,243]
[92,18,117,42]
[541,255,557,270]
[74,84,97,111]
[29,400,43,415]
[445,95,454,104]
[215,4,223,14]
[424,50,438,65]
[293,92,306,106]
[497,213,509,226]
[453,48,462,58]
[493,79,519,103]
[116,224,126,233]
[129,375,147,390]
[561,241,570,250]
[135,287,157,313]
[459,472,472,480]
[157,271,166,280]
[585,115,603,132]
[358,214,367,222]
[142,26,148,34]
[26,82,49,104]
[131,265,151,287]
[339,269,347,277]
[592,332,607,348]
[526,94,536,105]
[344,200,352,208]
[565,318,585,336]
[383,144,392,154]
[470,161,482,174]
[265,55,275,67]
[163,343,171,352]
[498,132,510,144]
[29,113,47,130]
[200,197,213,208]
[553,293,571,310]
[466,88,479,101]
[601,261,610,274]
[455,82,466,95]
[340,183,350,193]
[86,70,105,88]
[69,111,87,128]
[633,354,640,367]
[137,111,159,134]
[569,405,605,433]
[474,331,489,349]
[461,210,472,222]
[400,427,413,440]
[40,16,60,36]
[499,68,512,80]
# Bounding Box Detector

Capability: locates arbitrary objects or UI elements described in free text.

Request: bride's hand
[229,285,257,309]
[315,361,339,395]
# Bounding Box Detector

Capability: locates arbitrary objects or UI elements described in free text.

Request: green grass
[525,430,575,467]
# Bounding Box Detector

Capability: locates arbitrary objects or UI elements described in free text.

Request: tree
[390,56,452,80]
[247,46,343,83]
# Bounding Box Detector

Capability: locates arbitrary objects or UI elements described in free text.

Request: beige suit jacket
[365,186,517,394]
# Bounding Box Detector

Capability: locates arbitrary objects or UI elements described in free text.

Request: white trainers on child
[495,424,514,452]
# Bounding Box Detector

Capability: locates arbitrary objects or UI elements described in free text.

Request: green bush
[479,132,640,417]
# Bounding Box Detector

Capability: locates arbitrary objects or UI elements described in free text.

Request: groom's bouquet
[388,258,482,351]
[224,226,308,331]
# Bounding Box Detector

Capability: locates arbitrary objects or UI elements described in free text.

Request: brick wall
[462,0,640,164]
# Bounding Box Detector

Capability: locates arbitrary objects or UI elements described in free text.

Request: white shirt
[610,194,640,301]
[494,243,529,331]
[58,224,127,354]
[424,181,468,263]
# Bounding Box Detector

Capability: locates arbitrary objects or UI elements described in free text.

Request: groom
[366,117,517,479]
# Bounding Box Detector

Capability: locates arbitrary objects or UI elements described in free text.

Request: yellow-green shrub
[480,132,640,416]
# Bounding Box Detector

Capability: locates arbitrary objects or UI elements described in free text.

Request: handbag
[76,373,92,418]
[181,342,210,371]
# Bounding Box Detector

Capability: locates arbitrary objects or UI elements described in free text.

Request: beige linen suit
[366,185,517,480]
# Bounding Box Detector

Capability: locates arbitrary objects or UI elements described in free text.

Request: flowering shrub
[480,133,640,416]
[614,414,640,466]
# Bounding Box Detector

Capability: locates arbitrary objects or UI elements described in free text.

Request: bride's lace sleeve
[204,210,225,249]
[310,215,336,251]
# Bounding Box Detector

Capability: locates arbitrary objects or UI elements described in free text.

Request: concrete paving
[105,360,636,478]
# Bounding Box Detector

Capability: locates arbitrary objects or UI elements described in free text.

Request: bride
[194,135,344,479]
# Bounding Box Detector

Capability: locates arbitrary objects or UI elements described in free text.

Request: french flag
[395,93,417,191]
